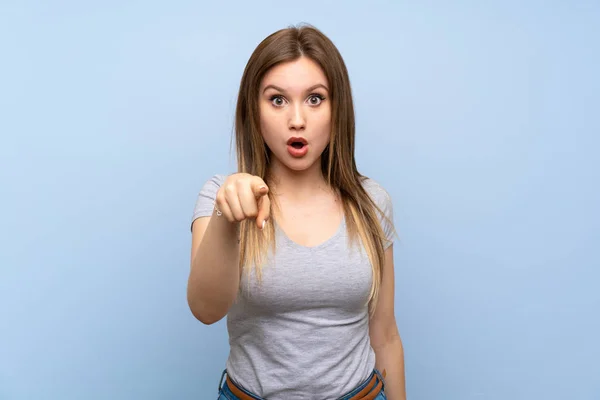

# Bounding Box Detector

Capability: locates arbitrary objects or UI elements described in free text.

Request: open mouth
[287,137,308,148]
[286,137,309,157]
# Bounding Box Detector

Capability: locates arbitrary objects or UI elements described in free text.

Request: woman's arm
[187,173,270,325]
[188,213,241,325]
[369,245,407,400]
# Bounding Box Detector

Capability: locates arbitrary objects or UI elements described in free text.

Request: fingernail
[261,220,266,230]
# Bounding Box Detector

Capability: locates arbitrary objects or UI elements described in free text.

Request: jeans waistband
[218,368,386,399]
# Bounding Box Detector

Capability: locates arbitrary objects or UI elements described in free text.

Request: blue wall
[1,1,598,399]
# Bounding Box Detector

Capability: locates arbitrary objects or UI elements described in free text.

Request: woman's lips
[286,137,308,157]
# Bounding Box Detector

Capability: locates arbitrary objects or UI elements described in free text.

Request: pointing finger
[251,177,269,198]
[256,194,270,230]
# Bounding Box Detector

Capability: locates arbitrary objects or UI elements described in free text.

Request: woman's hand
[215,173,270,229]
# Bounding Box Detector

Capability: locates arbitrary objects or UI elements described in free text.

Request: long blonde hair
[234,24,394,314]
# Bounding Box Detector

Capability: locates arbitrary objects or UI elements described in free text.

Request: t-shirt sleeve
[191,174,226,230]
[363,178,395,249]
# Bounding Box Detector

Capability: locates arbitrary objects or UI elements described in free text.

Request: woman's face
[259,56,331,172]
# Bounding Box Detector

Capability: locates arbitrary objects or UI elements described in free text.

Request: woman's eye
[270,96,286,107]
[307,94,324,106]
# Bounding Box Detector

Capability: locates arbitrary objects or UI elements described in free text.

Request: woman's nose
[288,103,306,130]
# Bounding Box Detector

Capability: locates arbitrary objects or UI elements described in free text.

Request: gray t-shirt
[192,174,394,399]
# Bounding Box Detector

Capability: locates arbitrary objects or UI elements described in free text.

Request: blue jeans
[217,369,387,399]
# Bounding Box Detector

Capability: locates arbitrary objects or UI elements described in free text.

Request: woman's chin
[284,159,314,172]
[272,154,321,173]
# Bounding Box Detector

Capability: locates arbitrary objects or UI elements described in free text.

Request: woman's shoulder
[191,174,229,227]
[360,176,395,240]
[360,176,392,204]
[203,174,227,188]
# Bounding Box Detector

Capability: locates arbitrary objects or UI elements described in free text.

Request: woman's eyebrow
[262,83,329,94]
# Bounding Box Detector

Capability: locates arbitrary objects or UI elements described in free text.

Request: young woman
[188,25,406,400]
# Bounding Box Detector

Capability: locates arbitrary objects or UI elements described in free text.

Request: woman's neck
[267,158,332,201]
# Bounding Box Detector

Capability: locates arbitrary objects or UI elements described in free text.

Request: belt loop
[218,369,227,393]
[374,368,386,390]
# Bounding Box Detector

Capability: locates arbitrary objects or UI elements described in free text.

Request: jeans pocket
[375,392,387,400]
[217,389,233,400]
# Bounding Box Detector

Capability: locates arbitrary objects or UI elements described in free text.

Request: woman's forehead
[261,57,328,92]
